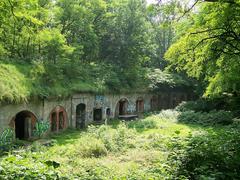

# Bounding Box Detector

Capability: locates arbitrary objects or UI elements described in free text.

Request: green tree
[99,0,155,87]
[147,0,181,69]
[0,0,53,61]
[38,28,73,64]
[55,0,107,63]
[165,0,240,97]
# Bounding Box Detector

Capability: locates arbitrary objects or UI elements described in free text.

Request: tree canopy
[3,0,230,103]
[165,0,240,97]
[0,0,188,103]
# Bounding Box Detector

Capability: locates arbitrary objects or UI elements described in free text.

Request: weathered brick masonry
[0,92,192,140]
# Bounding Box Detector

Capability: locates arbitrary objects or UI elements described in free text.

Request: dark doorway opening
[119,99,128,115]
[136,98,144,113]
[14,111,36,140]
[51,112,57,132]
[106,108,111,116]
[59,112,64,130]
[115,98,129,118]
[76,103,86,128]
[94,108,102,121]
[151,96,158,111]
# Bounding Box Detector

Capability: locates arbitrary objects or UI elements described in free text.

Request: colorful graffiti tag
[0,128,14,146]
[33,120,50,138]
[95,95,105,107]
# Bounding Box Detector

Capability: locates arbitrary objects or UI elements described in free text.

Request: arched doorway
[50,106,67,132]
[93,108,102,122]
[11,111,37,140]
[76,103,86,128]
[106,108,111,119]
[136,98,144,113]
[115,98,129,117]
[150,96,158,111]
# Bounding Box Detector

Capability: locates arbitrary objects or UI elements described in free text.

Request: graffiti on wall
[127,101,136,113]
[95,95,106,107]
[0,128,14,146]
[95,95,108,107]
[33,120,50,138]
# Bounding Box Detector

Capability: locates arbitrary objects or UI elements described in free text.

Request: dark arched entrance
[136,98,144,113]
[151,96,158,111]
[106,108,111,119]
[13,111,37,140]
[76,103,86,128]
[115,98,129,117]
[94,108,102,122]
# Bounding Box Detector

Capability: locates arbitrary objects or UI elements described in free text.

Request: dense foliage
[147,68,193,91]
[178,110,234,126]
[0,0,193,102]
[1,0,238,100]
[165,0,240,97]
[169,127,240,179]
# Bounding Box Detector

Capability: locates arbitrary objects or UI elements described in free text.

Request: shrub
[66,137,108,158]
[168,129,240,179]
[157,109,179,122]
[178,110,234,126]
[0,151,60,179]
[176,97,238,113]
[176,99,216,112]
[87,123,137,152]
[128,119,158,130]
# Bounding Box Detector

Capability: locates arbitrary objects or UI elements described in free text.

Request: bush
[79,137,108,158]
[168,129,240,179]
[0,151,60,179]
[157,109,179,122]
[178,110,234,126]
[128,119,158,130]
[65,137,108,158]
[176,99,218,112]
[87,123,137,152]
[176,97,240,113]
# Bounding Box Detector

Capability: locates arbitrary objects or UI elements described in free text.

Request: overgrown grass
[0,62,150,103]
[1,111,240,179]
[0,64,32,103]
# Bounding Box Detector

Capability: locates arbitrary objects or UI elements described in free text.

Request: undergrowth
[1,110,240,179]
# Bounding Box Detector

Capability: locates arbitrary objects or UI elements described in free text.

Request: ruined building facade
[0,91,193,140]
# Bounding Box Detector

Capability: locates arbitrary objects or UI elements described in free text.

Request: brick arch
[49,106,67,132]
[114,98,130,117]
[9,110,38,139]
[114,97,130,108]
